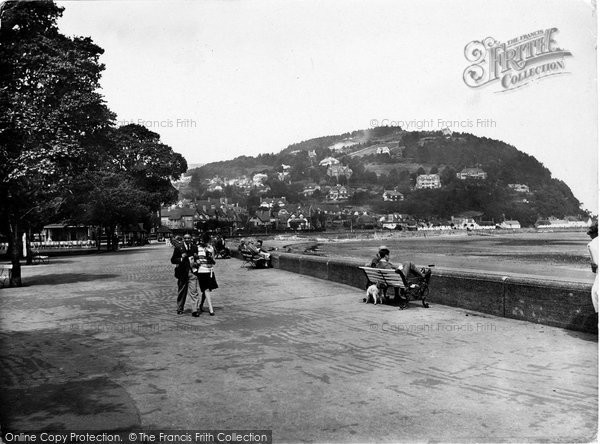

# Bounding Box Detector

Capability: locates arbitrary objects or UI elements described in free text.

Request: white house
[499,220,521,229]
[415,174,441,189]
[327,185,349,201]
[319,156,340,167]
[457,167,487,180]
[376,146,390,155]
[382,190,404,201]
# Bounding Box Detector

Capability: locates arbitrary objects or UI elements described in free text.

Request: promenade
[0,245,597,442]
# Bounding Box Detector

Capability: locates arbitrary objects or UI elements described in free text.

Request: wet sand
[270,230,594,284]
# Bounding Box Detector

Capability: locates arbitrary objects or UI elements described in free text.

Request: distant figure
[214,234,231,258]
[587,223,598,313]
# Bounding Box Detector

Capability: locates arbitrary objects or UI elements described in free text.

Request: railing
[0,241,97,251]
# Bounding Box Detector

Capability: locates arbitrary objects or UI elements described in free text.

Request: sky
[57,0,598,213]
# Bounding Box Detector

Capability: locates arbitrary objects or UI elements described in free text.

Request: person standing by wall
[587,222,598,313]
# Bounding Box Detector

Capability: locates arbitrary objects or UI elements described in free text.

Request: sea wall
[264,252,597,334]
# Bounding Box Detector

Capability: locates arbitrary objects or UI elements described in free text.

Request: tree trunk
[96,225,102,251]
[25,228,32,266]
[8,220,22,287]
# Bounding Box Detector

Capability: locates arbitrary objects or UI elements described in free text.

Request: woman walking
[194,232,219,316]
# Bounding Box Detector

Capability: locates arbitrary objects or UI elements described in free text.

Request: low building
[259,197,287,209]
[499,220,521,229]
[160,207,198,230]
[382,190,404,201]
[376,146,390,155]
[379,213,403,230]
[457,167,487,180]
[508,184,530,193]
[415,174,441,189]
[301,185,321,198]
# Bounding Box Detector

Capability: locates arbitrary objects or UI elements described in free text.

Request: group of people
[170,233,219,317]
[170,233,273,316]
[366,245,431,308]
[238,238,273,268]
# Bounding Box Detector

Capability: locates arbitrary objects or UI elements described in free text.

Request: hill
[185,126,587,226]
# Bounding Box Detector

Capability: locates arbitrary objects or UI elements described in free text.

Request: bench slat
[359,267,406,288]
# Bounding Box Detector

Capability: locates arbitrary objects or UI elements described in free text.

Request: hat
[378,245,388,251]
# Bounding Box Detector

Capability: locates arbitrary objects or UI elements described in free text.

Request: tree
[0,1,114,285]
[67,125,187,250]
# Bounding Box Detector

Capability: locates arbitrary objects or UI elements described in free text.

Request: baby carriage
[399,265,434,309]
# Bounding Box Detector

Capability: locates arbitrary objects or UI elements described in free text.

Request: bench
[31,248,49,265]
[359,266,407,294]
[0,264,13,288]
[358,266,430,308]
[240,250,266,269]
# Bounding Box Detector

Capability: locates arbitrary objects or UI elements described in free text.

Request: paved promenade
[0,245,597,442]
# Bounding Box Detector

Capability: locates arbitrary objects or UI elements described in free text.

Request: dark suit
[171,241,199,312]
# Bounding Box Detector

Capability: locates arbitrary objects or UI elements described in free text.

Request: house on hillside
[319,157,340,167]
[301,184,321,198]
[382,190,404,201]
[287,211,310,230]
[260,197,287,209]
[415,174,441,189]
[442,127,453,138]
[327,185,349,201]
[252,173,268,185]
[277,171,291,182]
[508,183,530,193]
[376,146,390,155]
[457,167,487,180]
[327,164,353,179]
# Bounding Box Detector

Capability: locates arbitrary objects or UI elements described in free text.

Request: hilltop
[184,126,587,226]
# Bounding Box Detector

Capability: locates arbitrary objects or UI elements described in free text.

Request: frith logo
[463,28,572,92]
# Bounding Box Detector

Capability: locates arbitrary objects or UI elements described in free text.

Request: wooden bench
[358,266,430,308]
[240,250,266,268]
[0,264,13,288]
[31,248,49,265]
[359,266,407,293]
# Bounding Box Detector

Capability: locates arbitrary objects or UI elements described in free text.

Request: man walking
[171,234,201,316]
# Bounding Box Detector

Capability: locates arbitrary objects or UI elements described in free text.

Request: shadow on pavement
[24,273,120,286]
[0,377,141,431]
[0,330,141,431]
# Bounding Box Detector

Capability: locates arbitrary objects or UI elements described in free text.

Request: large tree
[0,1,114,285]
[67,124,187,249]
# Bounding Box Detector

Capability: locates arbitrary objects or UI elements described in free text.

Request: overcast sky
[57,0,598,213]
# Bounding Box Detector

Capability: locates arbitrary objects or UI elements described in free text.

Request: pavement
[0,245,597,443]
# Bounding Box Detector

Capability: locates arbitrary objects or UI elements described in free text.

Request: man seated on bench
[373,247,427,307]
[247,240,272,268]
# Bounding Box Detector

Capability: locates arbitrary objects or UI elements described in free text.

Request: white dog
[365,283,384,305]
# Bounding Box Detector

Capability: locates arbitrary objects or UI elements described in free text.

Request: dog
[364,283,385,305]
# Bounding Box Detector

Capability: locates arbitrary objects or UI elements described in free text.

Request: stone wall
[267,252,597,333]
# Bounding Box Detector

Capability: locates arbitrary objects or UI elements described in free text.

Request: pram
[400,265,433,309]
